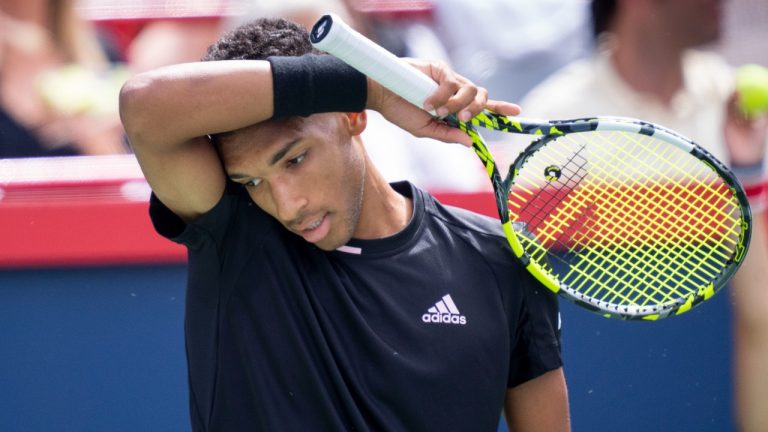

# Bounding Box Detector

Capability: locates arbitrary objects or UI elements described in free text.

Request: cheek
[246,187,277,219]
[334,145,365,192]
[337,148,366,217]
[316,143,365,202]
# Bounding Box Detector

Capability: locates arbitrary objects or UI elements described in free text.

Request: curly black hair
[202,17,319,61]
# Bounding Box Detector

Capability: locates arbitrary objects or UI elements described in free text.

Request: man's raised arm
[119,60,275,222]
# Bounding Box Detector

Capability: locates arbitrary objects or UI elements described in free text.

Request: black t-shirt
[150,181,562,432]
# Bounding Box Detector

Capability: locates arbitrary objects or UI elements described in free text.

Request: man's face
[219,114,366,251]
[654,0,724,47]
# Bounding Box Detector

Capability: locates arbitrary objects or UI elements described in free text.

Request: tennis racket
[310,14,752,320]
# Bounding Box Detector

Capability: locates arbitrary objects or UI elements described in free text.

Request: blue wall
[0,266,188,432]
[0,265,733,431]
[557,296,733,431]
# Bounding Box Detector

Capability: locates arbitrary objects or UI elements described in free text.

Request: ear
[345,111,367,136]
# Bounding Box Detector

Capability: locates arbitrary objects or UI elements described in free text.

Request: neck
[352,144,413,240]
[609,15,686,106]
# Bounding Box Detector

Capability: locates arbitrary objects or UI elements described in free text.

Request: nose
[270,180,308,223]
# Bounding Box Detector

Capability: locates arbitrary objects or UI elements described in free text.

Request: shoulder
[683,49,733,74]
[419,189,518,265]
[424,191,502,236]
[682,49,735,97]
[420,192,563,365]
[150,181,274,249]
[417,186,557,286]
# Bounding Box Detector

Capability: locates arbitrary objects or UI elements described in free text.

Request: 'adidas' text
[422,294,467,325]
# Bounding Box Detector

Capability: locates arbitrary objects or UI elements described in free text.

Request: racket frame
[467,112,752,319]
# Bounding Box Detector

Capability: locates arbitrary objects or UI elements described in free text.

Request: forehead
[217,117,305,166]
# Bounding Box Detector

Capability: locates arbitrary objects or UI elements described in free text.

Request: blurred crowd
[1,0,767,429]
[1,0,765,186]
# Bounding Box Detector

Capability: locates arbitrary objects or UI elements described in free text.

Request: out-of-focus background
[1,0,766,431]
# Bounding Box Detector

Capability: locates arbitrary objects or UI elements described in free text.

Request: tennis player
[119,18,569,431]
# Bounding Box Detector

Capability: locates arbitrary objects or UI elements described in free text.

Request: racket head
[489,116,751,320]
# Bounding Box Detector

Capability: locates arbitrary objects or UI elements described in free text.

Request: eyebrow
[228,138,303,181]
[268,138,302,166]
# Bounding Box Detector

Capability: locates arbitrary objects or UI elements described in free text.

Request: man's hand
[724,92,768,167]
[366,59,521,146]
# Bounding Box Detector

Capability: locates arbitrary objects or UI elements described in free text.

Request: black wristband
[267,54,367,119]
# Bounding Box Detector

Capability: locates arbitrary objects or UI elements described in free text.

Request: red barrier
[0,156,185,268]
[4,155,762,269]
[0,156,495,268]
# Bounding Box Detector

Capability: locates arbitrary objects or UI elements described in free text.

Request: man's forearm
[119,60,275,150]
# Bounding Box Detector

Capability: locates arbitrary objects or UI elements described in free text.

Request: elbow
[118,74,158,146]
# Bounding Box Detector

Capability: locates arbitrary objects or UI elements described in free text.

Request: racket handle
[310,14,438,114]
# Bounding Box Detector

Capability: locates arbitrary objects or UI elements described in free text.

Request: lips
[295,213,331,244]
[305,217,323,231]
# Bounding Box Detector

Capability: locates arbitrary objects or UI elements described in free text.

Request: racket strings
[583,132,739,279]
[568,143,736,304]
[559,175,717,305]
[589,131,738,241]
[514,163,690,306]
[604,131,742,239]
[509,131,743,307]
[543,139,735,304]
[572,132,737,248]
[591,132,743,285]
[510,149,591,247]
[538,184,676,302]
[509,153,679,306]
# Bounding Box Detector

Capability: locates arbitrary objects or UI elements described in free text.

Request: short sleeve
[507,269,563,388]
[148,181,259,252]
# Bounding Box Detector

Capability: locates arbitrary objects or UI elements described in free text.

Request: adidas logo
[422,294,467,325]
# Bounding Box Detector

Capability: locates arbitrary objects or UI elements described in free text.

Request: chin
[314,241,339,252]
[313,233,348,252]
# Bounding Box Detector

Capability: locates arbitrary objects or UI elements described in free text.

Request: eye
[244,178,262,188]
[286,152,306,167]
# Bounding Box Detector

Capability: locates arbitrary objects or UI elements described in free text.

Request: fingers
[387,59,524,146]
[419,120,475,147]
[723,91,768,167]
[452,85,483,122]
[417,61,522,123]
[423,100,521,147]
[421,61,488,122]
[487,100,522,117]
[727,91,768,131]
[726,92,749,125]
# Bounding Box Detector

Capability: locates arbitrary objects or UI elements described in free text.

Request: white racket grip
[310,14,438,113]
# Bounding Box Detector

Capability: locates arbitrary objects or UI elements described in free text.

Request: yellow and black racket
[310,14,752,320]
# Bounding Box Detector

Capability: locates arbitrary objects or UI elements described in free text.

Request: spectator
[430,0,592,104]
[127,19,222,74]
[520,1,768,430]
[0,0,127,158]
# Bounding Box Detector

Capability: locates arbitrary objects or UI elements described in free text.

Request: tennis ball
[736,64,768,117]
